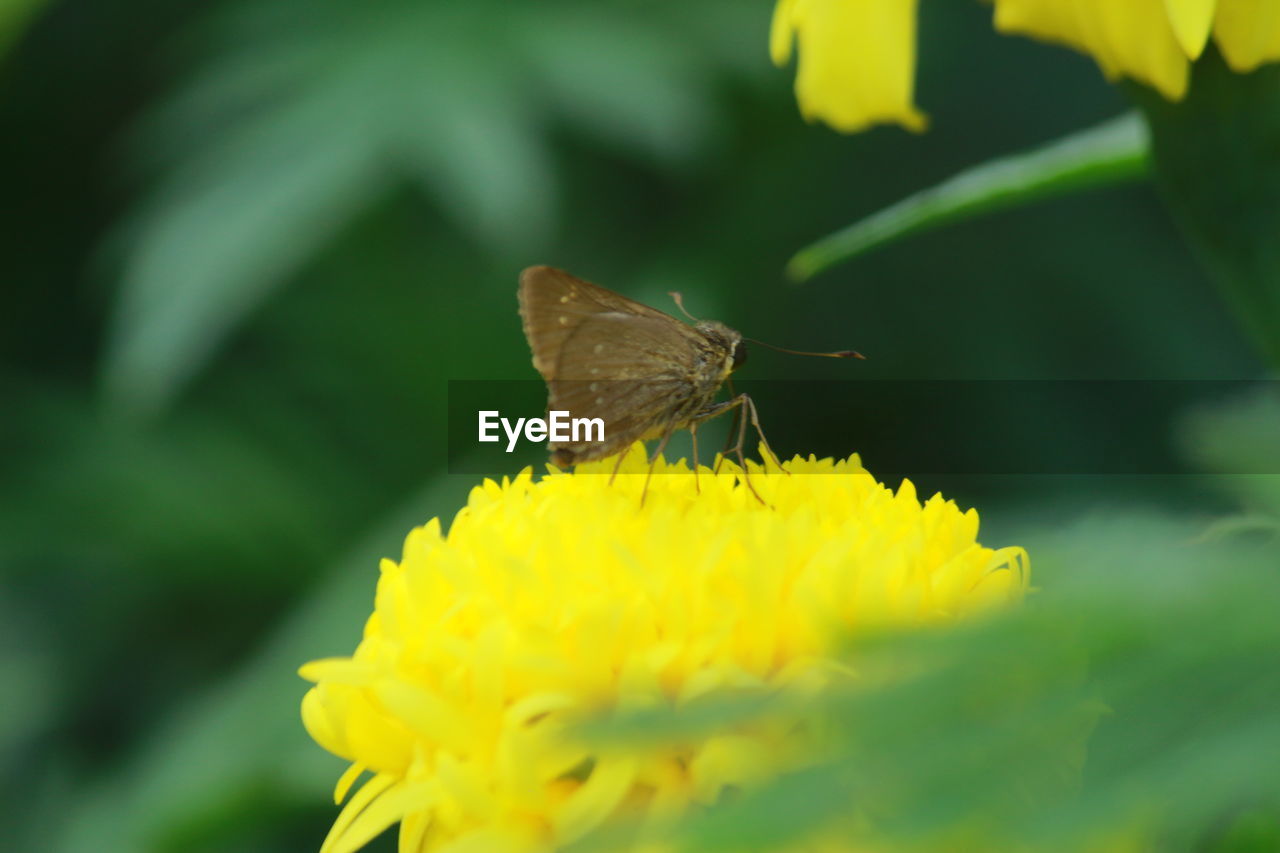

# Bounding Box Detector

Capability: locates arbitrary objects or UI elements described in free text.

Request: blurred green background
[1,1,1275,851]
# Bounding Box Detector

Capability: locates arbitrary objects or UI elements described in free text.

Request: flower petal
[301,445,1029,852]
[780,0,926,133]
[770,0,800,65]
[1164,0,1218,58]
[328,780,436,853]
[335,762,366,805]
[993,0,1192,99]
[1213,0,1280,71]
[321,773,396,853]
[552,757,638,844]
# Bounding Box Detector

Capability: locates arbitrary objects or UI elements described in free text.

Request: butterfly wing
[518,265,730,465]
[545,311,704,463]
[518,265,690,381]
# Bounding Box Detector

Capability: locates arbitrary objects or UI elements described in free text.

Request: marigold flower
[993,0,1280,100]
[771,0,927,133]
[300,445,1028,853]
[772,0,1280,131]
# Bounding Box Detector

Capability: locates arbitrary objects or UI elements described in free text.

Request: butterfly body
[518,266,862,500]
[519,266,752,466]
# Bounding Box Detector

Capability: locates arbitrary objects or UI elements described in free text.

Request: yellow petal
[302,687,352,760]
[321,773,396,853]
[1164,0,1217,58]
[327,780,435,853]
[552,758,637,844]
[770,0,800,65]
[782,0,926,133]
[334,762,366,805]
[433,830,528,853]
[398,811,430,853]
[993,0,1192,99]
[1214,0,1280,71]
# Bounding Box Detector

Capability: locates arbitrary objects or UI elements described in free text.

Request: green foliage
[48,477,475,853]
[579,421,1280,851]
[103,0,759,417]
[4,1,1277,851]
[1177,387,1280,518]
[1134,47,1280,369]
[786,113,1150,282]
[788,46,1280,374]
[0,0,48,55]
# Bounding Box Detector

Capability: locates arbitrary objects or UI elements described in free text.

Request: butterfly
[517,265,862,500]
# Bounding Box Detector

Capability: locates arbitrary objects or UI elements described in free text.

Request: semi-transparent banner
[445,379,1279,477]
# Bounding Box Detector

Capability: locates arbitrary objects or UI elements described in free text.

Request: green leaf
[102,0,755,417]
[1176,384,1280,516]
[574,513,1280,853]
[48,474,475,853]
[0,0,48,55]
[1133,46,1280,369]
[786,113,1150,282]
[514,6,721,165]
[103,101,386,418]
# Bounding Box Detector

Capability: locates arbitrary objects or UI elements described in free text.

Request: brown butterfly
[517,265,862,500]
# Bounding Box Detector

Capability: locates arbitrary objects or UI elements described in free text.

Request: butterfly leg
[690,422,701,494]
[743,394,788,475]
[642,427,676,507]
[607,447,628,485]
[729,396,767,504]
[715,378,742,475]
[715,405,743,475]
[692,394,766,505]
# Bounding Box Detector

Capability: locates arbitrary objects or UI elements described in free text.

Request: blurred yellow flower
[773,0,1280,131]
[771,0,927,133]
[300,445,1028,853]
[993,0,1280,100]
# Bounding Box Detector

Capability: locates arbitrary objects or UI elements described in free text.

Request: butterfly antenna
[745,338,866,360]
[668,292,702,323]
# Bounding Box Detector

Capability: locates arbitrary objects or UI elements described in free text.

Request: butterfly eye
[731,340,748,371]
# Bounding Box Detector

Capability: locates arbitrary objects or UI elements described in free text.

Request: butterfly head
[695,320,746,378]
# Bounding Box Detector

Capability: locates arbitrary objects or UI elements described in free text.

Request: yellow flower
[299,445,1028,853]
[993,0,1280,100]
[772,0,1280,131]
[770,0,927,133]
